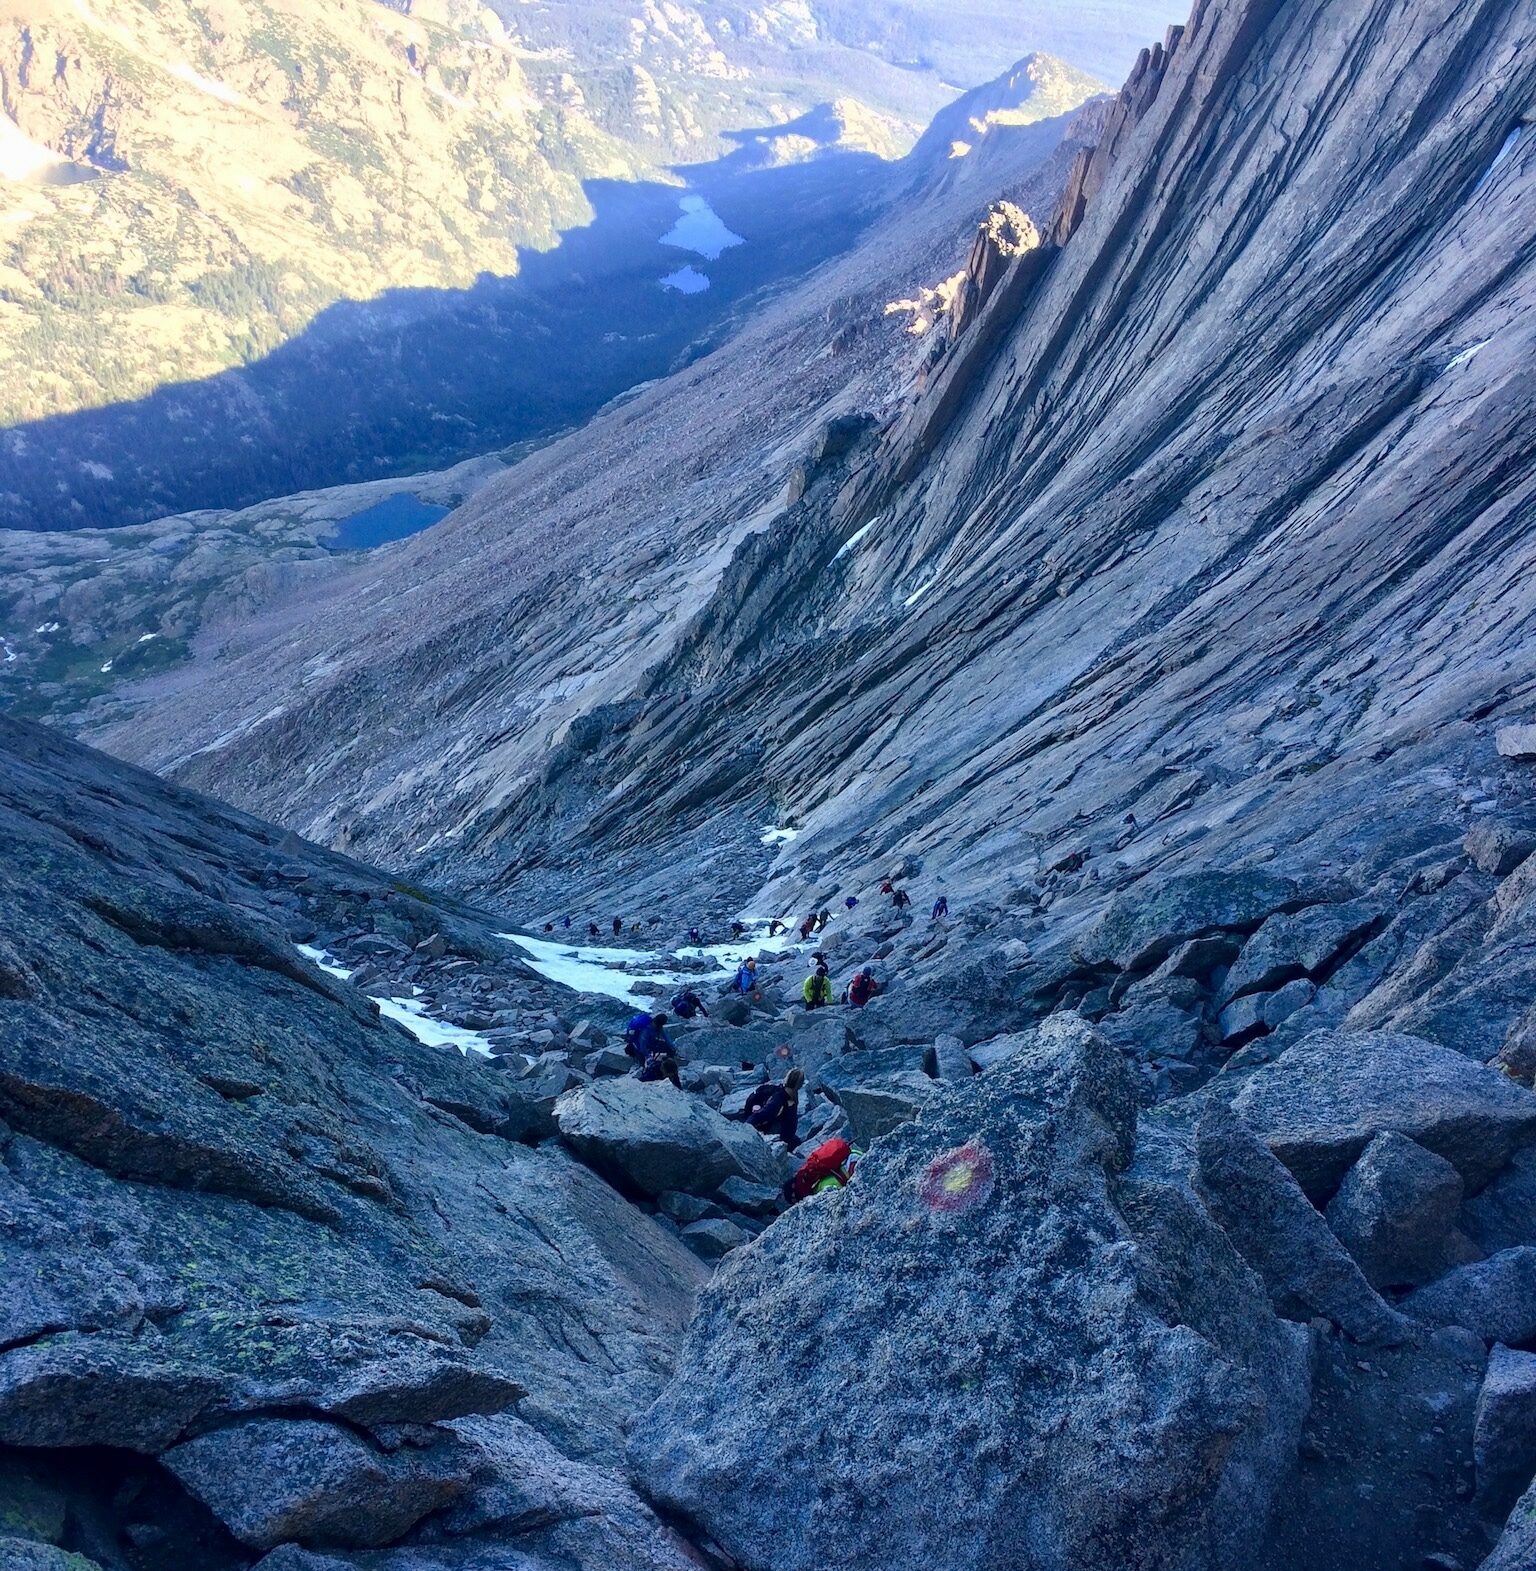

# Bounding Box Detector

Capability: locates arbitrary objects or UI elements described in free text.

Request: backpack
[671,990,698,1017]
[784,1138,852,1203]
[624,1012,654,1054]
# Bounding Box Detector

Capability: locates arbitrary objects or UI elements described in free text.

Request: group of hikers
[601,874,952,1202]
[621,997,861,1202]
[541,877,950,949]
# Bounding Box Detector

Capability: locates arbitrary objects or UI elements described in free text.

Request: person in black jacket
[738,1069,805,1148]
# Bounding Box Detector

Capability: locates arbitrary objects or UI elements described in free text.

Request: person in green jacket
[803,961,833,1009]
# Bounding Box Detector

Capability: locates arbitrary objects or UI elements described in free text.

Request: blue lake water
[661,195,745,261]
[658,194,745,294]
[328,494,450,550]
[661,265,712,295]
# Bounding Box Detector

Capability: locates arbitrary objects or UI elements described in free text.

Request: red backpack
[784,1138,852,1203]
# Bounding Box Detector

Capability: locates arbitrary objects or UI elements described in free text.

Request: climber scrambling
[931,894,949,920]
[738,1068,805,1148]
[671,986,709,1020]
[783,1136,854,1202]
[735,957,759,995]
[624,1009,671,1062]
[803,960,833,1009]
[845,967,879,1007]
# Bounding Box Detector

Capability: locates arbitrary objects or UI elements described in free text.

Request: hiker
[730,920,747,940]
[741,1068,805,1148]
[769,918,785,938]
[612,916,623,936]
[562,915,572,929]
[845,967,879,1008]
[879,878,895,895]
[931,894,949,920]
[843,896,858,911]
[816,907,831,931]
[542,921,555,933]
[892,888,912,911]
[588,921,600,938]
[735,957,759,995]
[671,987,709,1021]
[784,1136,852,1203]
[623,1010,672,1063]
[803,961,832,1009]
[686,926,702,945]
[638,1042,682,1087]
[798,913,817,942]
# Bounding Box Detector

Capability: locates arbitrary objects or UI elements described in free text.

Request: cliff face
[101,0,1536,938]
[497,0,1536,922]
[68,57,1105,892]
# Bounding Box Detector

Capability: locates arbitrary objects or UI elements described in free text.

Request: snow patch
[760,824,800,845]
[500,931,749,1005]
[1,639,17,665]
[834,516,878,561]
[137,632,159,644]
[99,660,113,673]
[296,943,353,981]
[35,622,60,634]
[169,64,247,107]
[903,579,936,608]
[375,996,498,1058]
[1473,125,1524,199]
[296,944,498,1056]
[1444,338,1492,372]
[501,933,686,1006]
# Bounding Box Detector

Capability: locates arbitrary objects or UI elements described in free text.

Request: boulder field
[9,694,1536,1571]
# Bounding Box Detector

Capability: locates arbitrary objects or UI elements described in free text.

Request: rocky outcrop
[0,716,708,1569]
[552,1078,787,1199]
[633,1017,1311,1571]
[1049,24,1184,244]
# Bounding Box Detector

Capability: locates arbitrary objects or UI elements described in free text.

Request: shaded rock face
[1481,1477,1536,1571]
[632,1018,1309,1571]
[0,717,706,1569]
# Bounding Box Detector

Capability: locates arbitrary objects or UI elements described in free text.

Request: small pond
[327,494,451,550]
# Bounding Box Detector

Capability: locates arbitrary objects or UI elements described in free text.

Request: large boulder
[1217,901,1383,1006]
[674,1023,784,1069]
[1229,1030,1536,1200]
[553,1078,783,1198]
[1073,870,1303,974]
[1475,1345,1536,1518]
[1324,1131,1467,1290]
[630,1017,1309,1571]
[1403,1249,1536,1345]
[162,1417,472,1549]
[825,1070,936,1146]
[1464,1148,1536,1255]
[1194,1103,1408,1345]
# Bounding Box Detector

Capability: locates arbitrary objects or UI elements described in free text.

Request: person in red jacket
[845,968,879,1007]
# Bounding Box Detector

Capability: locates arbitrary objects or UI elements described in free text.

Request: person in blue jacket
[735,957,759,994]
